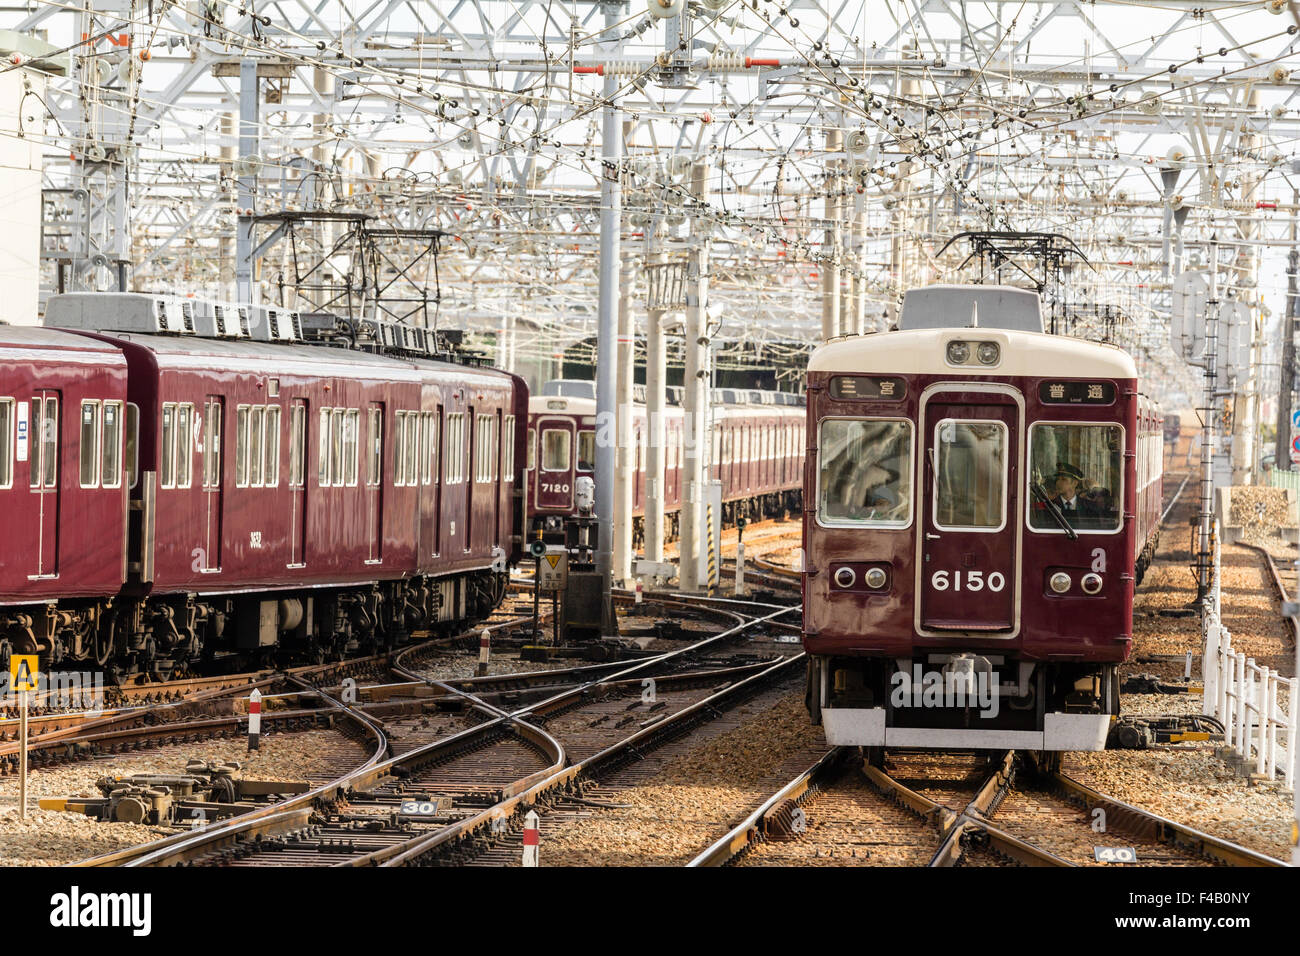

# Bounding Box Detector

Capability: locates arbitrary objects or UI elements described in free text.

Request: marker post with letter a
[10,655,38,822]
[247,687,262,751]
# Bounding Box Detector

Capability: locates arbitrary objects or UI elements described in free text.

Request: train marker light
[834,567,856,588]
[1081,573,1104,595]
[864,567,887,589]
[1050,572,1072,594]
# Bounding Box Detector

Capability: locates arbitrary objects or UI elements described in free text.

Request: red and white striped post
[477,628,491,677]
[634,578,643,605]
[522,810,540,867]
[247,687,262,751]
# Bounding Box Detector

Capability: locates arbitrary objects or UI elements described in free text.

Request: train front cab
[804,326,1137,752]
[526,396,595,543]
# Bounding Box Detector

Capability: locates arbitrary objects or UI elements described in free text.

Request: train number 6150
[930,570,1006,592]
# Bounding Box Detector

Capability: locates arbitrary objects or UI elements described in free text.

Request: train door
[534,417,574,512]
[288,400,307,566]
[201,396,223,570]
[366,402,384,563]
[465,407,476,552]
[27,392,59,577]
[919,392,1019,632]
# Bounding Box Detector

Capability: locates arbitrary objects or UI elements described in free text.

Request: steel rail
[106,602,795,866]
[686,747,845,866]
[1051,772,1289,867]
[367,644,804,866]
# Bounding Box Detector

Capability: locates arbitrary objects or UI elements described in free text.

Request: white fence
[1201,523,1298,789]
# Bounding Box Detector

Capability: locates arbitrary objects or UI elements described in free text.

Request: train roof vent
[246,306,302,343]
[899,284,1044,333]
[43,292,198,336]
[238,307,251,337]
[193,301,248,339]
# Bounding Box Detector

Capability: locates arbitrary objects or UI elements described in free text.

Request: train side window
[102,401,123,488]
[249,406,265,486]
[0,398,12,488]
[392,411,406,486]
[235,406,249,487]
[366,408,382,487]
[290,404,306,487]
[817,418,913,527]
[503,414,514,483]
[202,400,221,489]
[264,405,281,487]
[421,412,434,485]
[41,396,58,488]
[403,411,418,486]
[79,400,100,488]
[342,409,358,486]
[1028,423,1123,533]
[318,408,331,486]
[577,430,594,472]
[331,408,345,487]
[933,420,1007,532]
[526,427,535,472]
[175,403,194,488]
[125,403,139,490]
[432,409,441,485]
[541,428,570,472]
[161,403,177,488]
[712,428,721,469]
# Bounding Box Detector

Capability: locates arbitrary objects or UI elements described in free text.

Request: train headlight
[864,567,887,589]
[1081,573,1103,595]
[1049,572,1072,594]
[946,340,970,364]
[834,567,856,589]
[976,342,1000,365]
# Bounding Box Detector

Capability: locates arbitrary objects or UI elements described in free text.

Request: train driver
[1046,462,1103,522]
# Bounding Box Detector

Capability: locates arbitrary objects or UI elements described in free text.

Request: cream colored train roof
[808,328,1137,380]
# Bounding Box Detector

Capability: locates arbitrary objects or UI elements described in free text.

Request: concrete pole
[506,310,517,373]
[645,300,667,563]
[612,262,635,586]
[497,311,509,369]
[219,112,236,296]
[680,162,711,592]
[236,60,259,303]
[593,1,622,630]
[821,127,842,341]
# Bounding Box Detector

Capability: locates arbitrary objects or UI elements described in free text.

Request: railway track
[71,599,801,865]
[692,750,1286,867]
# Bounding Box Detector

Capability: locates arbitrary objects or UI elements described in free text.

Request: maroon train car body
[0,296,526,679]
[0,328,131,629]
[802,285,1161,752]
[524,391,805,542]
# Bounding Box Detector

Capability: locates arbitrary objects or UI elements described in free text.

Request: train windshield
[1028,423,1123,532]
[817,419,912,526]
[577,431,595,471]
[541,428,571,471]
[934,420,1007,531]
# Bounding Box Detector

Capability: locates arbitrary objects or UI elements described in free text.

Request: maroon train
[524,387,805,543]
[802,285,1162,753]
[0,294,525,679]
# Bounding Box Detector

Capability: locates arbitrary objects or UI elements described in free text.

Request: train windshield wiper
[1031,482,1078,540]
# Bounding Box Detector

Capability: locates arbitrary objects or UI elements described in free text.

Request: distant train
[1,294,525,681]
[801,285,1162,754]
[524,382,805,544]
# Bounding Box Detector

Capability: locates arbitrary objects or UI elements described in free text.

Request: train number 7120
[930,570,1006,592]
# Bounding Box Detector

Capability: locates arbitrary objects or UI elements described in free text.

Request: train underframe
[805,653,1121,752]
[0,568,508,683]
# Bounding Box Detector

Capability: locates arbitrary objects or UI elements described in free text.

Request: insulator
[602,61,644,77]
[706,51,746,72]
